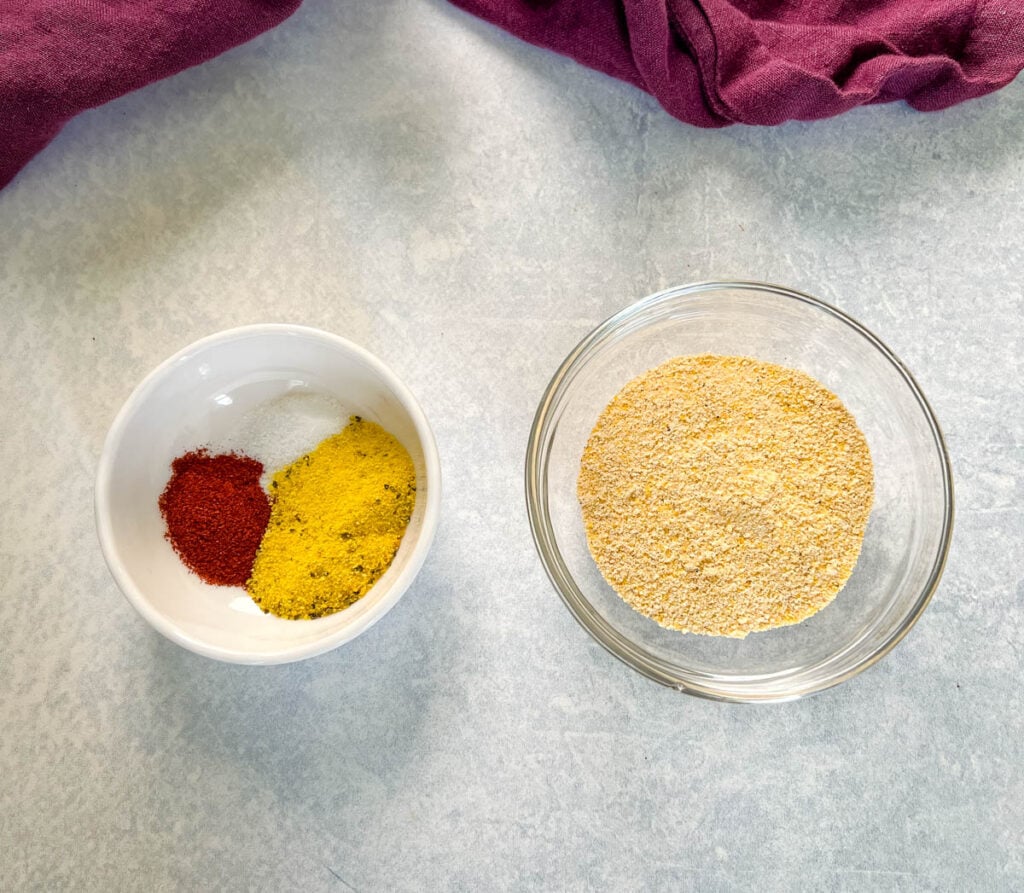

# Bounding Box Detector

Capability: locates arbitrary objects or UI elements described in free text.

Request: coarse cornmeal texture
[577,355,874,638]
[246,416,416,620]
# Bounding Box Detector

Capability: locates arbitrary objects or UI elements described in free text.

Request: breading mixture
[577,355,873,637]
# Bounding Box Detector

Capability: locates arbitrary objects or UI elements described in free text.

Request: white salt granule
[213,391,348,490]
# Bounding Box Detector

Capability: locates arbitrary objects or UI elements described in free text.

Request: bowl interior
[532,284,952,699]
[98,327,437,662]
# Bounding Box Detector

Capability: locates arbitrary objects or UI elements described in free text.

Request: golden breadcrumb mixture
[577,355,874,637]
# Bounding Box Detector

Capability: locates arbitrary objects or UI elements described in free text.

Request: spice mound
[246,416,417,620]
[158,451,271,587]
[577,355,874,638]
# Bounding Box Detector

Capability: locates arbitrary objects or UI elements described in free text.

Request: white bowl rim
[95,323,442,665]
[525,280,955,702]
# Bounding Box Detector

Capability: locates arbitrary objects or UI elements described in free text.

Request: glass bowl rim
[524,280,955,703]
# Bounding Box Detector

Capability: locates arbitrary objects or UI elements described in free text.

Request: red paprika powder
[158,450,271,587]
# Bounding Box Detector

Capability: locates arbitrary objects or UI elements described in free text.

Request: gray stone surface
[1,1,1021,890]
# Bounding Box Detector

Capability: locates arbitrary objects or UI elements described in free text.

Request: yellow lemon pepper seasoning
[247,416,416,620]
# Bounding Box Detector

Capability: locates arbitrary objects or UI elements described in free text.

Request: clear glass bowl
[526,281,954,702]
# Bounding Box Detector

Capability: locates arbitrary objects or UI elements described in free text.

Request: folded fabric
[0,0,301,190]
[448,0,1024,127]
[3,2,1021,192]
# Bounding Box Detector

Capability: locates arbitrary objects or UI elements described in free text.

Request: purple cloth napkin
[3,1,1022,191]
[0,0,301,190]
[449,0,1024,127]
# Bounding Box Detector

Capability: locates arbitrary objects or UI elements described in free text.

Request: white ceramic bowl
[96,324,441,664]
